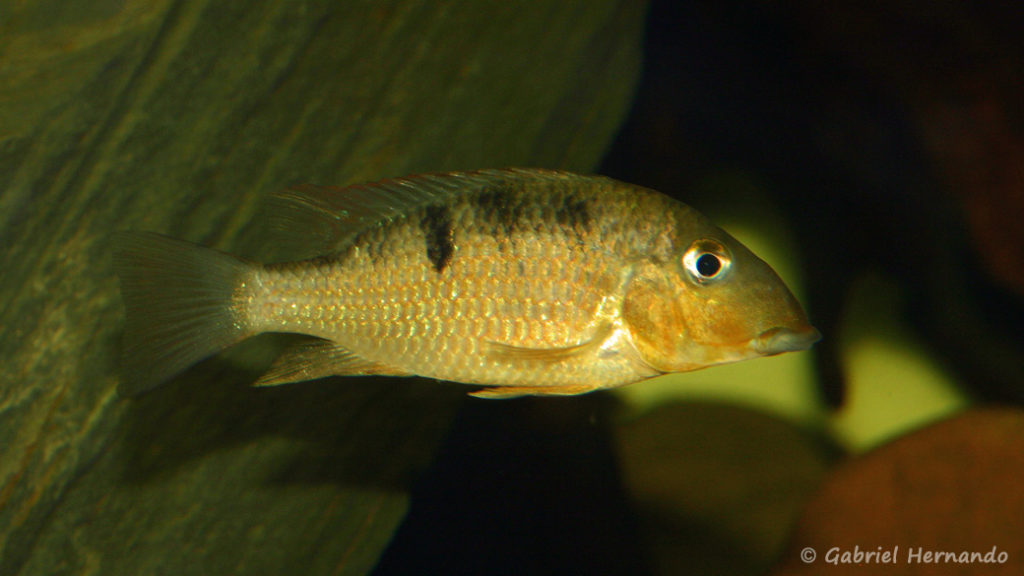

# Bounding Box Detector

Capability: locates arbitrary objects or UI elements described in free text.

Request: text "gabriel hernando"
[806,545,1010,565]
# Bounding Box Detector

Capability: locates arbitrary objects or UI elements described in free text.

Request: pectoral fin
[254,339,411,386]
[483,322,613,364]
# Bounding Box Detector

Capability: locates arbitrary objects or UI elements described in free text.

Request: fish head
[623,221,820,374]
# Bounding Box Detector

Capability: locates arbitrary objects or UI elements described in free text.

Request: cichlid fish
[113,168,819,398]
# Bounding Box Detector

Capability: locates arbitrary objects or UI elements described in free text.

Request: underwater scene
[1,1,1022,575]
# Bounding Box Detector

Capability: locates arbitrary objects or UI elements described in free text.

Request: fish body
[114,168,819,398]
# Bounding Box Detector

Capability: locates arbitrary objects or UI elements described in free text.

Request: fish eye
[696,253,721,277]
[683,239,732,284]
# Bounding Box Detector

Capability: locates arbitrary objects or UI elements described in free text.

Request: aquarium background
[1,1,1022,575]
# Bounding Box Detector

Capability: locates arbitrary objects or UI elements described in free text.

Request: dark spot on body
[421,205,454,272]
[555,193,591,229]
[473,186,526,235]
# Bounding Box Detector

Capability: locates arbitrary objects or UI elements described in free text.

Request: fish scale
[113,168,820,398]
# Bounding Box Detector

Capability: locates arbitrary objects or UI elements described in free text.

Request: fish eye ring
[683,239,732,284]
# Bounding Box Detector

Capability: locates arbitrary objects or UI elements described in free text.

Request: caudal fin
[112,231,253,396]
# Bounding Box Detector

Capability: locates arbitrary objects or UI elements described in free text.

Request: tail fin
[112,231,253,396]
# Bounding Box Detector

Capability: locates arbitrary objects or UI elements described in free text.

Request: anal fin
[254,339,410,386]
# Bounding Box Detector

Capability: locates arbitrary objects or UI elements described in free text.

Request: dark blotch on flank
[421,205,454,272]
[473,187,526,234]
[555,192,591,229]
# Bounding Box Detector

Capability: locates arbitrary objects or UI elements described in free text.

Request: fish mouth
[752,325,822,356]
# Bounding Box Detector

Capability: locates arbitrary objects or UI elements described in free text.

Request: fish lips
[751,325,822,356]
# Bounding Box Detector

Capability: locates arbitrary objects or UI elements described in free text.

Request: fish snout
[752,325,821,356]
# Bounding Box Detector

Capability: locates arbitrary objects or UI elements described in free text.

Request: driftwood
[0,2,646,574]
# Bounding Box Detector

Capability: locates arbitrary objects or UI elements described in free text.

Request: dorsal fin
[260,168,588,260]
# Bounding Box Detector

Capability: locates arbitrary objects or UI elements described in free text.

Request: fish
[113,168,820,399]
